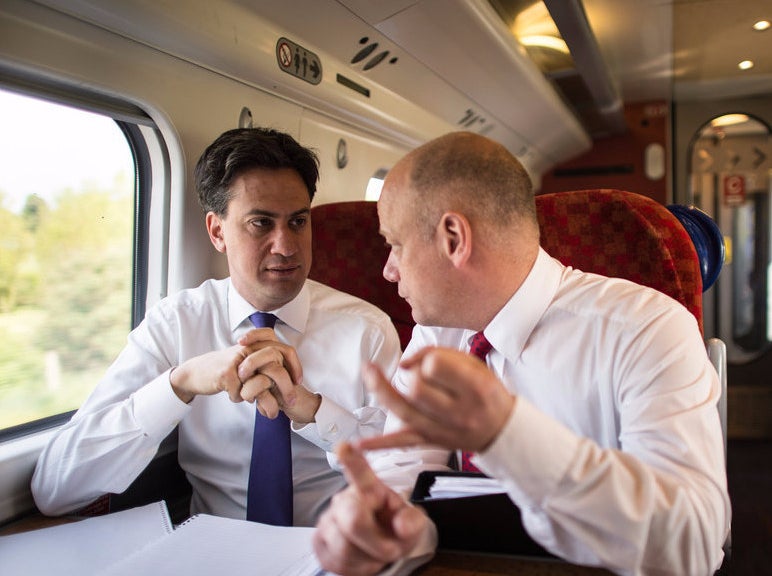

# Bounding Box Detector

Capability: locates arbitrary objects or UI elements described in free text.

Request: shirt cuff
[293,395,356,451]
[474,395,580,506]
[131,368,191,441]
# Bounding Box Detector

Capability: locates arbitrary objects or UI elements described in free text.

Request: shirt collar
[483,247,563,363]
[227,279,310,335]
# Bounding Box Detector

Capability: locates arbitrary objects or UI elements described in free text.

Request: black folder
[409,471,555,558]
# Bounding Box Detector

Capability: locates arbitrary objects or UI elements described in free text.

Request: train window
[0,88,136,434]
[365,168,388,201]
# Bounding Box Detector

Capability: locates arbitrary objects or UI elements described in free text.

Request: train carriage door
[689,114,772,439]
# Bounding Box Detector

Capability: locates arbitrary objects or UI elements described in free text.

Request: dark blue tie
[245,312,293,525]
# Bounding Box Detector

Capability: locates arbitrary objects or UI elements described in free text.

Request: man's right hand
[313,443,430,576]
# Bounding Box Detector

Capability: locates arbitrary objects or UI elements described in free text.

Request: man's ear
[206,212,227,253]
[438,211,472,268]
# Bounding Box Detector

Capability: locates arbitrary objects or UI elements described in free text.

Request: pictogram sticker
[275,37,322,85]
[723,174,745,206]
[278,41,292,68]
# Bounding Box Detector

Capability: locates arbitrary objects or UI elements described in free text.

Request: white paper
[0,500,173,576]
[99,513,325,576]
[428,476,506,500]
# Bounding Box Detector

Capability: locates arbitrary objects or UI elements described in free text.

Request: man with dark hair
[313,131,730,575]
[32,128,401,527]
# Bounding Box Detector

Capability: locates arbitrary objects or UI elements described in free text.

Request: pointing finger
[357,429,426,451]
[336,443,382,495]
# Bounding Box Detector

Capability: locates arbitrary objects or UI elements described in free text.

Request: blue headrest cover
[667,205,725,291]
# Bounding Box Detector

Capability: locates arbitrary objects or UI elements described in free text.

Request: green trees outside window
[0,90,135,430]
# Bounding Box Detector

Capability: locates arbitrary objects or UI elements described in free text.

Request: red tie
[462,332,492,472]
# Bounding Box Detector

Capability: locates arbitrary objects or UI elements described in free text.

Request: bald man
[313,132,730,576]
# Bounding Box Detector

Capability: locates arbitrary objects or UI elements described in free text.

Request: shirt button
[327,423,338,436]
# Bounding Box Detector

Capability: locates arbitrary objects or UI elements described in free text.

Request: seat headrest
[309,201,414,349]
[666,204,725,291]
[536,189,704,333]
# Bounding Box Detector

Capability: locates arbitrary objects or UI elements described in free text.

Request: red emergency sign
[723,174,746,206]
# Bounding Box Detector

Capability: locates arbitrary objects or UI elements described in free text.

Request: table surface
[416,550,613,575]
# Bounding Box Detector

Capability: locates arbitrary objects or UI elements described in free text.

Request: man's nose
[382,253,399,283]
[271,225,298,256]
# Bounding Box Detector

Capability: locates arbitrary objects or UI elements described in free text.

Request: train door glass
[689,114,772,363]
[0,88,135,433]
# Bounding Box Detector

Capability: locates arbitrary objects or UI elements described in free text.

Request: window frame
[0,81,159,441]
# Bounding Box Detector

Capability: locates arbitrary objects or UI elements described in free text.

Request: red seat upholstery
[536,189,703,333]
[310,201,414,349]
[309,189,704,349]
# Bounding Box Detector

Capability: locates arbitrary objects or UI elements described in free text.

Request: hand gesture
[237,328,319,423]
[168,328,284,403]
[170,328,312,423]
[358,347,515,453]
[313,443,429,575]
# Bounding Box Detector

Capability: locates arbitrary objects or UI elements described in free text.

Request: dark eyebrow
[246,207,311,218]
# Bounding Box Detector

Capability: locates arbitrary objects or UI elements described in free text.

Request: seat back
[535,189,704,333]
[309,201,414,349]
[310,191,706,346]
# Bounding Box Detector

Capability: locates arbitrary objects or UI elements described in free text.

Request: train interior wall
[540,101,669,205]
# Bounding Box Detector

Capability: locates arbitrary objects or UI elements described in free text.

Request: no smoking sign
[275,37,322,85]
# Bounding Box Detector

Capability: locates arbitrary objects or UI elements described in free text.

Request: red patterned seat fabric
[310,201,414,349]
[536,189,703,333]
[309,190,703,350]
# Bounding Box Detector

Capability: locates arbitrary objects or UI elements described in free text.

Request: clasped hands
[314,346,516,575]
[169,327,320,423]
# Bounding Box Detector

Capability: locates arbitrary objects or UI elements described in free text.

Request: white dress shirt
[32,278,401,527]
[377,248,731,575]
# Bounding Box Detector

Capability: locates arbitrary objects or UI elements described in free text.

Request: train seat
[309,200,414,350]
[310,190,719,341]
[535,188,706,333]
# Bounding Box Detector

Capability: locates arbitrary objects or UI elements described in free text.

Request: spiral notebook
[0,500,173,576]
[99,513,322,576]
